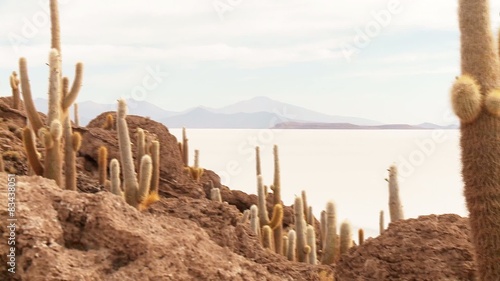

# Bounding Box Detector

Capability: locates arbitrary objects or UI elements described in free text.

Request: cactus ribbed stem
[74,103,79,127]
[287,230,296,262]
[210,188,222,202]
[294,196,307,262]
[358,228,364,246]
[150,140,160,195]
[306,225,317,265]
[255,146,261,176]
[321,201,337,265]
[182,127,188,166]
[453,0,500,278]
[110,159,123,197]
[9,72,20,110]
[117,99,139,206]
[262,225,274,251]
[22,127,44,176]
[136,128,145,172]
[257,175,270,226]
[387,165,404,222]
[271,145,283,255]
[18,58,43,135]
[340,220,352,255]
[98,146,108,186]
[379,210,385,234]
[250,205,261,239]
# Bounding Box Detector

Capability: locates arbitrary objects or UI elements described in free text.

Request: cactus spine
[340,220,352,255]
[451,0,500,278]
[306,225,317,265]
[271,145,283,255]
[9,71,20,110]
[386,165,404,222]
[287,230,296,261]
[321,201,337,265]
[294,196,307,262]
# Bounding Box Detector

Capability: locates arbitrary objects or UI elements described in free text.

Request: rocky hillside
[0,96,477,280]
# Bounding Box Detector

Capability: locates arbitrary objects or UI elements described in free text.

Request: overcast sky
[1,0,499,124]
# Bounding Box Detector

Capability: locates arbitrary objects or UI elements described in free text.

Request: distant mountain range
[32,96,458,129]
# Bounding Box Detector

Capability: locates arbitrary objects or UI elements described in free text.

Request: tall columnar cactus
[22,127,44,176]
[18,0,83,189]
[294,196,308,262]
[256,175,283,230]
[240,209,250,224]
[358,228,364,246]
[287,230,296,261]
[182,127,188,166]
[117,99,154,208]
[321,201,337,265]
[73,103,79,127]
[271,144,284,255]
[210,187,222,202]
[98,146,108,186]
[385,165,404,222]
[262,225,274,251]
[301,190,309,221]
[282,235,289,257]
[9,71,20,110]
[110,159,123,197]
[451,0,500,278]
[250,204,261,238]
[255,146,261,175]
[306,225,317,265]
[320,210,326,250]
[340,220,352,255]
[149,140,160,196]
[103,114,114,130]
[379,210,385,234]
[136,128,146,170]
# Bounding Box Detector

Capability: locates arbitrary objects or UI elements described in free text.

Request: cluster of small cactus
[110,99,160,210]
[20,0,83,191]
[179,128,204,182]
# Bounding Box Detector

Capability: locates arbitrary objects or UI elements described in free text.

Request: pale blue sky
[1,0,499,124]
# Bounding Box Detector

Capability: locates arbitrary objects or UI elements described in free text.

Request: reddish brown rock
[0,174,334,281]
[335,214,476,281]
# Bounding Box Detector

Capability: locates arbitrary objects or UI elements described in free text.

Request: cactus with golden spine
[358,228,364,246]
[103,114,114,130]
[386,165,404,222]
[98,146,108,186]
[321,201,337,265]
[450,0,500,278]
